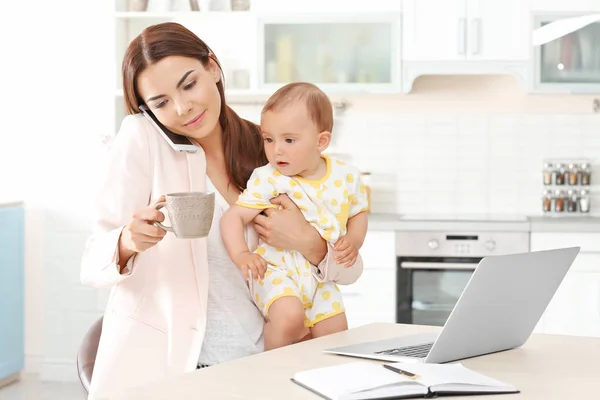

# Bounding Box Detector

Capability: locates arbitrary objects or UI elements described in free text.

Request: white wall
[1,0,114,380]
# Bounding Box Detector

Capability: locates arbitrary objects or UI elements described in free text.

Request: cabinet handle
[457,18,466,55]
[470,18,481,55]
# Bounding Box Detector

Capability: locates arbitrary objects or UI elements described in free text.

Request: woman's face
[137,56,222,141]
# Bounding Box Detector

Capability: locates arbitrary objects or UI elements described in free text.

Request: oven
[395,228,530,327]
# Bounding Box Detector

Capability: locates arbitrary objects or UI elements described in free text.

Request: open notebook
[291,362,518,400]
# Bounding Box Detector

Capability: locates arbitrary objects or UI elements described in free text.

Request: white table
[105,322,599,399]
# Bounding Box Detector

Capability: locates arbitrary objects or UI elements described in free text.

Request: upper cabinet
[258,14,402,93]
[401,0,530,92]
[403,0,529,61]
[465,0,530,61]
[403,0,466,61]
[532,13,600,93]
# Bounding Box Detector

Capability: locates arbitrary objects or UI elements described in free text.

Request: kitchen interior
[1,0,600,398]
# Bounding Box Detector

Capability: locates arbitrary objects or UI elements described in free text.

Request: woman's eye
[183,81,197,90]
[155,101,167,109]
[264,138,273,143]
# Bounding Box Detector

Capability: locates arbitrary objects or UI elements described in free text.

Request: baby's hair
[261,82,333,132]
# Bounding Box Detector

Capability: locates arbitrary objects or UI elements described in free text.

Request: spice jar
[566,190,578,213]
[542,190,552,213]
[579,189,590,213]
[581,163,591,186]
[568,163,579,185]
[543,163,553,185]
[554,190,565,212]
[554,164,565,185]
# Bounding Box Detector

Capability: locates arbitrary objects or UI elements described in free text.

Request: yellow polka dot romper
[236,155,370,328]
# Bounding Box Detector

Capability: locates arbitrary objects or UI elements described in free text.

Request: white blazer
[81,114,362,399]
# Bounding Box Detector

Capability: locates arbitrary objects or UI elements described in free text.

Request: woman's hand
[252,195,326,265]
[118,196,167,267]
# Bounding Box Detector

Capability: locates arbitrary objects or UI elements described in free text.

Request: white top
[197,177,265,366]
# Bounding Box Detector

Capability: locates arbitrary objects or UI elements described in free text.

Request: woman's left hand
[252,194,313,252]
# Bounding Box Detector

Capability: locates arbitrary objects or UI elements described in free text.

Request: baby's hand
[235,252,268,280]
[334,236,359,268]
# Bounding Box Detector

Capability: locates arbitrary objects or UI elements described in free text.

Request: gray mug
[154,192,215,239]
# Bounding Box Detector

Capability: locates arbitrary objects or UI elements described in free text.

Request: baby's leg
[264,296,306,350]
[306,281,348,338]
[311,312,348,338]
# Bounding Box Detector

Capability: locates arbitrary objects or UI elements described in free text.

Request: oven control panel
[397,231,529,257]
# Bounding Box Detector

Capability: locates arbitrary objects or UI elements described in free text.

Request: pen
[383,364,421,380]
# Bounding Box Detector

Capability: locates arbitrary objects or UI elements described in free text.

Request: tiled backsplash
[335,112,600,216]
[234,75,600,216]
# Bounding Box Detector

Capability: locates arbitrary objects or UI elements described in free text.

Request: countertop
[368,213,600,233]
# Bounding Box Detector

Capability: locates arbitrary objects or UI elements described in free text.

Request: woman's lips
[185,111,206,127]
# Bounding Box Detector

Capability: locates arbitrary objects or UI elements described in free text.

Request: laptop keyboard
[374,342,434,358]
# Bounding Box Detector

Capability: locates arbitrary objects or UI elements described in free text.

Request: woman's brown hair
[121,22,267,192]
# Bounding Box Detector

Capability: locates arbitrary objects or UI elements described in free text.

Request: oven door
[396,256,481,326]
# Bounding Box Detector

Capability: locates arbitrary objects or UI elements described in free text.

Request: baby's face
[260,104,324,177]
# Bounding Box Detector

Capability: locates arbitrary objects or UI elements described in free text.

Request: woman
[80,22,356,398]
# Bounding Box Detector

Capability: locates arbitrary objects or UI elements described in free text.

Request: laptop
[324,246,580,364]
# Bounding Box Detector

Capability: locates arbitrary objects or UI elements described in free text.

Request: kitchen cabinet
[402,0,529,92]
[0,204,25,386]
[340,230,396,329]
[258,14,402,93]
[531,232,600,337]
[532,13,600,93]
[403,0,529,61]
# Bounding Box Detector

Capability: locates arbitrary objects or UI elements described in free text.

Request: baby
[221,82,369,350]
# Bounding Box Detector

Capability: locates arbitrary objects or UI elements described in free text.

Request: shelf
[115,11,254,19]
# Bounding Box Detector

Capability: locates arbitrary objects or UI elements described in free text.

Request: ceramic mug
[154,192,215,238]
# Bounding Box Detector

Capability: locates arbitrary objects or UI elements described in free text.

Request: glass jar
[581,163,591,186]
[542,190,553,213]
[568,163,579,185]
[554,190,565,212]
[554,164,565,185]
[579,189,591,213]
[566,190,578,213]
[543,162,553,185]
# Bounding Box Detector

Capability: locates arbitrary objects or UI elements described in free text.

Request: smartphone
[139,104,199,153]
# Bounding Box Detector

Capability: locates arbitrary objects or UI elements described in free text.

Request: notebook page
[346,382,428,400]
[294,362,416,399]
[387,363,516,391]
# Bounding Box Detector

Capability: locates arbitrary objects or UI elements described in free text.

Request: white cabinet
[340,230,396,329]
[466,0,530,61]
[258,14,401,93]
[402,0,466,61]
[531,232,600,337]
[403,0,529,61]
[532,14,600,93]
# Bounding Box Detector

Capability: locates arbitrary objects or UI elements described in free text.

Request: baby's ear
[317,131,331,152]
